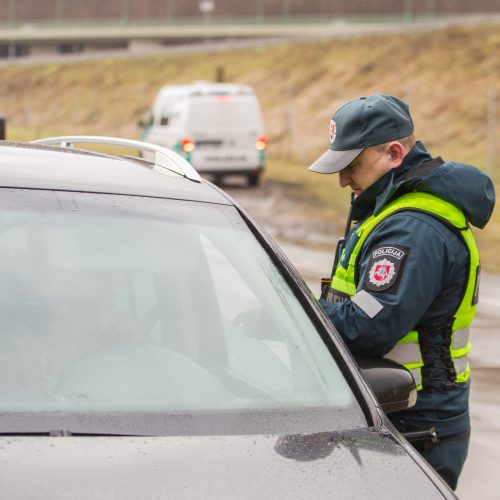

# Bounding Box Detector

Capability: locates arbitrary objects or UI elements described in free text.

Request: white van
[139,81,267,186]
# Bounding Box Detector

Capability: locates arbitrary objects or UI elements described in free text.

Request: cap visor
[308,148,364,174]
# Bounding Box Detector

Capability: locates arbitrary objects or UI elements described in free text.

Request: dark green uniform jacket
[320,141,495,437]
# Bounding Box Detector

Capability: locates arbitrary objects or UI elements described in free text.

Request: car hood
[0,429,450,499]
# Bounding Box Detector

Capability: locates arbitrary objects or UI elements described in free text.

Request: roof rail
[31,135,202,183]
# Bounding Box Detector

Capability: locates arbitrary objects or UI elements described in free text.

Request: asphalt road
[224,178,500,499]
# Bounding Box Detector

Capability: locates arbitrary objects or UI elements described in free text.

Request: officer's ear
[386,141,405,169]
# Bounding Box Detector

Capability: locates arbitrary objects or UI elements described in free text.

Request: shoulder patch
[364,244,409,292]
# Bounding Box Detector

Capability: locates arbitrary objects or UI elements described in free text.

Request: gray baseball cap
[308,95,414,174]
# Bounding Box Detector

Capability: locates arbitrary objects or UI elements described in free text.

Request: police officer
[308,95,495,490]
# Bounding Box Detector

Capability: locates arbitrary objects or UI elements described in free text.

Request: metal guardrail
[31,135,202,182]
[2,12,498,59]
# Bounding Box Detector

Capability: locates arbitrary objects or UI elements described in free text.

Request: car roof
[0,141,232,205]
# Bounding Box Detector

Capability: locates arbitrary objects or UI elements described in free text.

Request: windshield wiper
[0,430,72,436]
[0,430,144,437]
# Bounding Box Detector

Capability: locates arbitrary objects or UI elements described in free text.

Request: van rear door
[186,94,265,174]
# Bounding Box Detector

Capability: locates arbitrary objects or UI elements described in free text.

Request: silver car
[0,137,454,499]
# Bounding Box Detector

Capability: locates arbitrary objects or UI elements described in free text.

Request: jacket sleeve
[319,211,468,357]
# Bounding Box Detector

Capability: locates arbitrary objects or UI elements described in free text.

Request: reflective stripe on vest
[330,192,479,391]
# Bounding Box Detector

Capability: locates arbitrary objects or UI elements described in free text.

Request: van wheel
[247,173,260,187]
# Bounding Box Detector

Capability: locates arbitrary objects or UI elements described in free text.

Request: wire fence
[1,0,499,27]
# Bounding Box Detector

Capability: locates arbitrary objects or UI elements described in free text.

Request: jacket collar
[351,141,432,221]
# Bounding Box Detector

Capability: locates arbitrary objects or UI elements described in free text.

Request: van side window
[160,116,169,126]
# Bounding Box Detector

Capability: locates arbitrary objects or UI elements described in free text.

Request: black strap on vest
[418,319,458,391]
[399,160,470,391]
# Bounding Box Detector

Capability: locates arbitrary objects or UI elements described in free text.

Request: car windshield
[0,189,365,436]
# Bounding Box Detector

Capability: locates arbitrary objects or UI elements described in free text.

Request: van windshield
[187,97,263,133]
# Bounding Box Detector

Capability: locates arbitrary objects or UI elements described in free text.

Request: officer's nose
[338,169,351,188]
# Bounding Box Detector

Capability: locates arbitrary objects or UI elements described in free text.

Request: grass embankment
[0,23,498,269]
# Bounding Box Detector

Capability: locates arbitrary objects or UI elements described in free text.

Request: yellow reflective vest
[330,191,479,391]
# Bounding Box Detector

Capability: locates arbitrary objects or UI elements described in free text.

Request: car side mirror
[355,355,417,414]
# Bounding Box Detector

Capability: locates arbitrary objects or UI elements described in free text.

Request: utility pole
[256,0,265,23]
[0,116,5,140]
[215,66,225,83]
[282,0,291,20]
[121,0,130,25]
[404,0,413,23]
[199,0,215,24]
[55,0,65,23]
[8,0,16,26]
[426,0,435,18]
[166,0,176,21]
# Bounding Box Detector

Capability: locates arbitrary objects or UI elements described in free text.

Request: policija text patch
[364,245,409,292]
